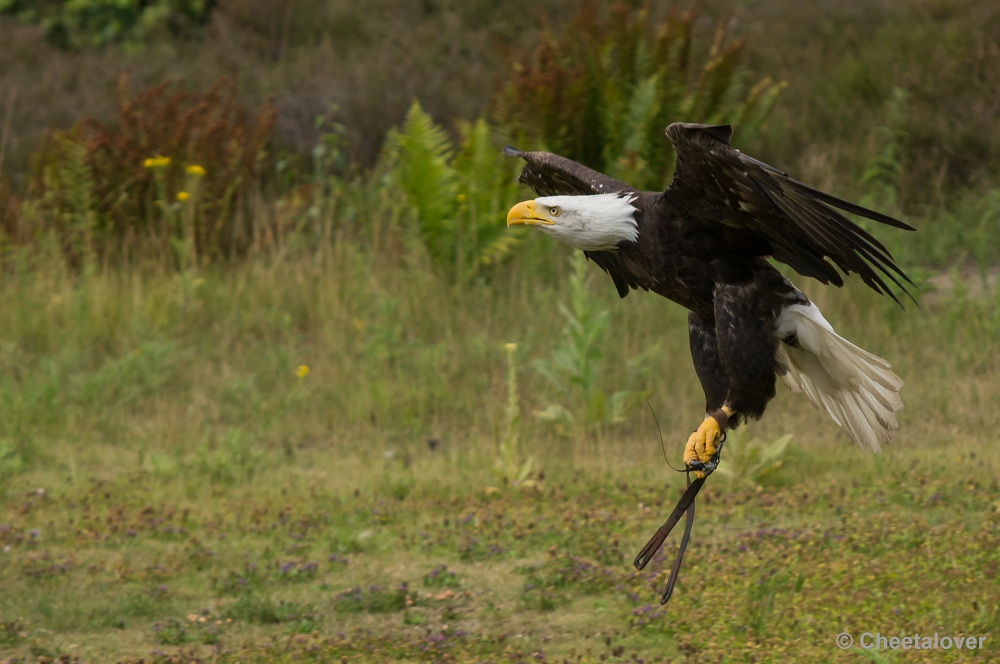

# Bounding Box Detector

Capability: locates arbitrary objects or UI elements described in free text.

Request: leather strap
[636,411,731,605]
[710,406,732,430]
[660,475,697,605]
[633,475,705,571]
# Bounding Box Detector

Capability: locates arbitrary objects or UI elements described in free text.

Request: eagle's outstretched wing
[502,146,636,197]
[663,123,915,304]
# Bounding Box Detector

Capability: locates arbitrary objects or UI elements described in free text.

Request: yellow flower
[144,156,171,169]
[504,342,517,352]
[295,365,310,379]
[176,191,190,202]
[186,164,206,177]
[456,193,466,202]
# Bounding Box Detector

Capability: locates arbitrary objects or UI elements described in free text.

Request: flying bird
[505,123,912,471]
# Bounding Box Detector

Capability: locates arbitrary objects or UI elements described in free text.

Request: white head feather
[516,194,639,251]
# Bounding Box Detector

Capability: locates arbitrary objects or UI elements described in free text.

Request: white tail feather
[775,303,903,452]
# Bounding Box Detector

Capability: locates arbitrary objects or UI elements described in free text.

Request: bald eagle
[505,123,911,471]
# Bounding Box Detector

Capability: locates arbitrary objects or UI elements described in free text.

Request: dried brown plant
[30,75,275,263]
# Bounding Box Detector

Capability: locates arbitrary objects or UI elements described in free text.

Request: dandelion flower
[186,165,206,177]
[144,156,171,169]
[143,158,154,168]
[176,191,190,202]
[505,342,517,352]
[295,365,310,379]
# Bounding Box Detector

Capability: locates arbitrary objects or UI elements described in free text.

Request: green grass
[0,225,998,661]
[1,428,1000,662]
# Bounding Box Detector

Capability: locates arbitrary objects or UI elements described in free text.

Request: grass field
[1,237,999,662]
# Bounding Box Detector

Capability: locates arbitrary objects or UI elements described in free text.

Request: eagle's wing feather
[583,250,641,297]
[663,123,915,304]
[502,146,636,197]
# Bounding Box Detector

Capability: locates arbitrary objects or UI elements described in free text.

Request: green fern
[605,73,663,186]
[37,134,99,263]
[729,77,788,146]
[393,101,457,268]
[392,104,522,281]
[500,4,785,191]
[61,138,94,219]
[453,118,524,280]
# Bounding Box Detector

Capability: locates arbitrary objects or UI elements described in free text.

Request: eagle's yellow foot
[684,416,723,468]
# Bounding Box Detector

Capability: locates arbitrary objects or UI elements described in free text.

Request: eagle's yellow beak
[506,200,555,227]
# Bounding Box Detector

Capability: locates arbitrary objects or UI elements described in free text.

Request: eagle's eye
[549,206,562,217]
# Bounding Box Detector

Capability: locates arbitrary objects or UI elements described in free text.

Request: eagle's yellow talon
[683,438,699,466]
[684,416,722,467]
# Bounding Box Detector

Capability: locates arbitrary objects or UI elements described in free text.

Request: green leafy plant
[533,252,649,433]
[194,428,264,486]
[0,0,214,49]
[715,431,793,486]
[152,617,189,645]
[743,569,787,639]
[0,620,26,646]
[970,190,1000,282]
[29,131,98,267]
[861,87,909,215]
[493,342,538,489]
[0,439,25,488]
[497,1,785,190]
[389,101,524,281]
[226,594,316,624]
[423,564,461,588]
[333,584,409,614]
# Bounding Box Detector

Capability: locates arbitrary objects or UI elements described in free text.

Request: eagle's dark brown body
[588,199,804,420]
[505,123,913,426]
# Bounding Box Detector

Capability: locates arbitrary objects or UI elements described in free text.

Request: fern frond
[454,118,522,279]
[393,101,457,269]
[60,138,94,219]
[731,78,787,146]
[499,3,782,190]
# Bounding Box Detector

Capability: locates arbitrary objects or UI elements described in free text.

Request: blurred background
[0,1,999,661]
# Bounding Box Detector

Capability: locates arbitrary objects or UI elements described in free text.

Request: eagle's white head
[506,194,639,251]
